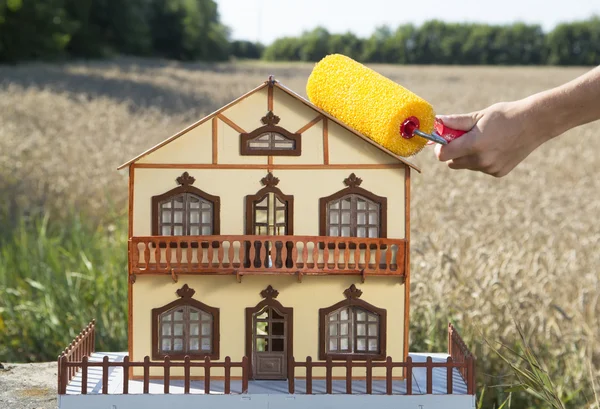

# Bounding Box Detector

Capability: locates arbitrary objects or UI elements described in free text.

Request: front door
[251,305,289,379]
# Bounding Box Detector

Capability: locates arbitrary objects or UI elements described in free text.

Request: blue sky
[216,0,600,44]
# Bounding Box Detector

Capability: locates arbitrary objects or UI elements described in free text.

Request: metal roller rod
[413,128,448,145]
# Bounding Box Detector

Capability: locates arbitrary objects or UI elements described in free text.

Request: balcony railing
[130,235,406,278]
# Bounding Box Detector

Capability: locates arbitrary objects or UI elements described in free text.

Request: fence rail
[448,323,476,394]
[58,355,249,395]
[287,354,475,395]
[130,235,406,278]
[57,320,96,392]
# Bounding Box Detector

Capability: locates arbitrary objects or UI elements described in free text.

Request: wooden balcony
[129,235,407,279]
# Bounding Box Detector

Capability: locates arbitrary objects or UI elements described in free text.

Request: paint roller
[306,54,466,157]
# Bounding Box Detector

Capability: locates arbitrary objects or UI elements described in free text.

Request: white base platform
[59,352,476,409]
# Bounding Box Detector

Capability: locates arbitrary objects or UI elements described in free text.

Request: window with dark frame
[151,172,220,237]
[159,305,213,355]
[246,173,293,236]
[326,306,380,354]
[319,173,387,240]
[152,284,220,360]
[240,111,301,156]
[319,284,387,360]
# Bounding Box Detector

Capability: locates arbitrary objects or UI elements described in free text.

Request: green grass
[0,210,128,362]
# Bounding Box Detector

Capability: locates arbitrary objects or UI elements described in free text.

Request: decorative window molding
[245,173,294,235]
[319,284,387,360]
[151,172,221,239]
[151,284,220,360]
[240,111,301,156]
[319,173,387,244]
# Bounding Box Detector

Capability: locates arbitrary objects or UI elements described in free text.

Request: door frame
[245,286,293,380]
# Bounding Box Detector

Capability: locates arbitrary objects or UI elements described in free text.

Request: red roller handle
[434,118,467,143]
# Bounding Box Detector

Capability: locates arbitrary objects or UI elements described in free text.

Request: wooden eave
[117,79,421,173]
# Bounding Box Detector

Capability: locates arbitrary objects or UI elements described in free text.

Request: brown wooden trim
[118,82,269,170]
[151,284,220,360]
[151,172,221,238]
[245,286,293,380]
[128,165,134,379]
[267,155,273,171]
[403,168,411,364]
[267,81,274,111]
[323,118,329,165]
[212,117,218,164]
[273,82,421,173]
[295,115,322,134]
[319,173,388,246]
[130,374,405,381]
[245,173,294,236]
[217,113,247,134]
[134,163,406,170]
[318,285,387,361]
[240,124,301,157]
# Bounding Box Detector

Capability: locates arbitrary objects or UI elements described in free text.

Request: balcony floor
[65,352,468,396]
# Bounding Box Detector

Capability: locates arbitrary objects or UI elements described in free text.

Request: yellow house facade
[119,77,418,380]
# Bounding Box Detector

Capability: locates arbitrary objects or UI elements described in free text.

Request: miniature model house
[57,77,476,409]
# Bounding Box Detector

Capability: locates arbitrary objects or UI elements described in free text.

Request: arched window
[240,111,301,156]
[319,284,386,360]
[152,284,219,360]
[151,172,220,236]
[246,173,293,235]
[319,173,387,239]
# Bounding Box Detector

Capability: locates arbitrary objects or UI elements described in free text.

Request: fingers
[436,112,479,131]
[435,129,478,162]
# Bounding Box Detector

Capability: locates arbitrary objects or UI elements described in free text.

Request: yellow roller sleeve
[306,54,434,157]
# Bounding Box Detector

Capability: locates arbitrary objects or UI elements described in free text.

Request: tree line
[0,0,598,65]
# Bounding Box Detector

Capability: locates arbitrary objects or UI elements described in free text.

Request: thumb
[436,113,479,132]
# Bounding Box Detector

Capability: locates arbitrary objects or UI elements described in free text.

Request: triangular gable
[118,79,421,172]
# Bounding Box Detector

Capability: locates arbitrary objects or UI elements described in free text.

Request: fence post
[406,356,412,395]
[306,356,312,395]
[185,356,191,394]
[385,357,392,395]
[466,356,474,395]
[143,356,150,394]
[345,357,352,394]
[58,355,68,395]
[446,356,453,394]
[366,358,372,395]
[204,357,211,394]
[102,356,109,394]
[224,356,231,395]
[426,356,433,394]
[164,356,171,394]
[242,356,249,393]
[81,356,88,395]
[91,320,96,353]
[123,356,130,394]
[288,356,295,394]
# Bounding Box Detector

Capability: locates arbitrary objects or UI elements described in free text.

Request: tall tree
[0,0,76,62]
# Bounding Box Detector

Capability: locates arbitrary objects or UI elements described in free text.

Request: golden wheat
[0,58,598,404]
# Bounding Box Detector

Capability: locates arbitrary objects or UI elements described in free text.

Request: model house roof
[117,78,421,172]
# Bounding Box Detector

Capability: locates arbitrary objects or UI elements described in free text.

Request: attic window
[241,111,301,156]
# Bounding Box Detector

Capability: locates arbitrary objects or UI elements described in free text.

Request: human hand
[434,100,552,177]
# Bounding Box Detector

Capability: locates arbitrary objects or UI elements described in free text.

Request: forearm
[526,65,600,140]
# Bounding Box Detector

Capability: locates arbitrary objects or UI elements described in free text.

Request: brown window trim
[151,284,220,360]
[240,111,301,156]
[245,285,294,379]
[151,172,221,248]
[319,284,387,361]
[319,173,387,249]
[245,173,294,235]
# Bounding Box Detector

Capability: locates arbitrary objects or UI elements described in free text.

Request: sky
[216,0,600,44]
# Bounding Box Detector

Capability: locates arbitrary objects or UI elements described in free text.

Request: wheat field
[0,58,598,407]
